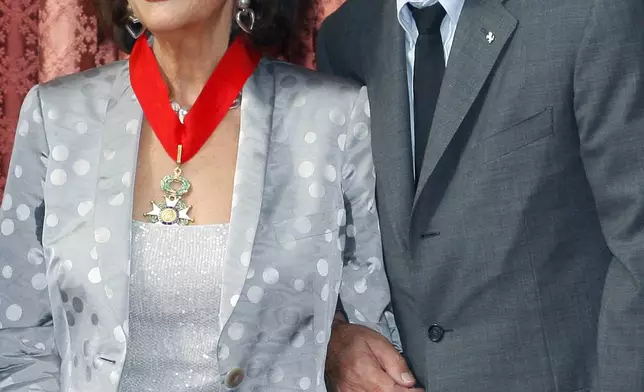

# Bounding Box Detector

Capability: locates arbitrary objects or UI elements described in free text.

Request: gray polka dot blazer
[0,59,399,391]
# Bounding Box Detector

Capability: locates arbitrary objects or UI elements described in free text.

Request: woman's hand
[325,316,424,392]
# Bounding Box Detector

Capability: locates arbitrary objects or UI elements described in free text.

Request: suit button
[427,324,445,342]
[225,368,245,389]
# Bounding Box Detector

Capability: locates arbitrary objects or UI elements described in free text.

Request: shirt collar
[396,0,464,29]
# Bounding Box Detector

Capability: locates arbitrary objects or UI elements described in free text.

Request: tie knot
[411,3,446,34]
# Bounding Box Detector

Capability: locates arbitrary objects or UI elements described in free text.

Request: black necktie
[412,4,446,182]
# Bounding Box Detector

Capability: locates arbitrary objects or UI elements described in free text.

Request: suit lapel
[219,63,272,329]
[413,0,517,207]
[366,0,415,250]
[93,62,142,356]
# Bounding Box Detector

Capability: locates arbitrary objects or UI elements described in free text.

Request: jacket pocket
[483,106,553,163]
[273,210,340,243]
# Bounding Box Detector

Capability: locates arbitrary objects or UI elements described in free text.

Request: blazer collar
[219,61,272,329]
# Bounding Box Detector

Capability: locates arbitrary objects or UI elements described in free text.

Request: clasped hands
[325,316,424,392]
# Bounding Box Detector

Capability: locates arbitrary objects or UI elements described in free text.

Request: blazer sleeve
[573,0,644,390]
[0,86,61,390]
[337,86,402,350]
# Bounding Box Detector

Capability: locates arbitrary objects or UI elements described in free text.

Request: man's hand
[325,318,424,392]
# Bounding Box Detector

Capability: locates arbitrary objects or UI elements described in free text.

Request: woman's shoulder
[36,60,129,100]
[261,58,365,100]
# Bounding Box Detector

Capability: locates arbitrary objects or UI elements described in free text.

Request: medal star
[178,206,194,222]
[145,201,162,218]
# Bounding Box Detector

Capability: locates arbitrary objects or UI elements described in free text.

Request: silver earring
[235,0,255,34]
[125,4,146,39]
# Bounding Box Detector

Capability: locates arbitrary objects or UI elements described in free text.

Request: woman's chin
[132,0,229,31]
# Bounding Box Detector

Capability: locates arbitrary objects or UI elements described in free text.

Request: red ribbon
[129,35,261,163]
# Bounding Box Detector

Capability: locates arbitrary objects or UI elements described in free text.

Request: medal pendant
[144,167,194,226]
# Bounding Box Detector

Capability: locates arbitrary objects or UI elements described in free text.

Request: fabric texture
[317,0,644,390]
[0,58,398,391]
[118,221,229,392]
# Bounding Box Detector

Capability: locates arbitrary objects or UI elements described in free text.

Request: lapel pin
[485,31,496,44]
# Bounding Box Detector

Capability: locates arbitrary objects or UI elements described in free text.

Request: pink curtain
[0,0,346,195]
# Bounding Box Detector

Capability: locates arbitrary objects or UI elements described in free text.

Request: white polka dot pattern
[103,150,116,160]
[0,64,395,391]
[108,193,125,206]
[94,227,112,245]
[121,172,132,187]
[1,219,14,236]
[47,108,59,120]
[324,165,337,182]
[52,145,69,162]
[46,213,58,227]
[49,169,67,186]
[89,246,98,260]
[298,161,315,178]
[1,194,12,211]
[125,119,139,134]
[6,304,23,321]
[240,251,251,267]
[73,159,90,176]
[321,283,330,301]
[247,286,264,304]
[18,120,29,136]
[308,183,325,198]
[77,201,94,217]
[230,294,240,307]
[27,248,43,265]
[62,260,73,271]
[294,216,312,233]
[293,279,305,292]
[304,132,316,144]
[317,259,329,276]
[227,322,245,341]
[109,371,120,385]
[262,268,280,284]
[31,273,47,290]
[87,267,102,284]
[291,332,305,348]
[299,377,312,390]
[113,326,126,343]
[218,344,230,360]
[76,122,88,134]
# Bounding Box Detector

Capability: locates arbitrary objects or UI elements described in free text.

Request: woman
[0,0,398,390]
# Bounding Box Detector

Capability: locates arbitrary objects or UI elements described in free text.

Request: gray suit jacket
[317,0,644,391]
[0,59,397,391]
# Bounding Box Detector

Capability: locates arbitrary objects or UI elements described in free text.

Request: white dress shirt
[396,0,465,169]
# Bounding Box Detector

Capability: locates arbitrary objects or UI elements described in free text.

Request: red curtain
[0,0,346,195]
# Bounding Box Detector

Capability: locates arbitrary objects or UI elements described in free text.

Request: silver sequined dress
[118,221,229,392]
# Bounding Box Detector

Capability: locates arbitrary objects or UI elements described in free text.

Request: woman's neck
[151,15,233,108]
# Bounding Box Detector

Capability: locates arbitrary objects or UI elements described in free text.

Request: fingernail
[401,372,415,383]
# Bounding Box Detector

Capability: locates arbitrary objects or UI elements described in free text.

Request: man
[316,0,644,390]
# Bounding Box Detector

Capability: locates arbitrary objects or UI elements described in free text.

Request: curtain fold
[0,0,346,195]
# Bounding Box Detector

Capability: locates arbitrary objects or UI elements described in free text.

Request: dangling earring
[235,0,255,34]
[125,3,146,39]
